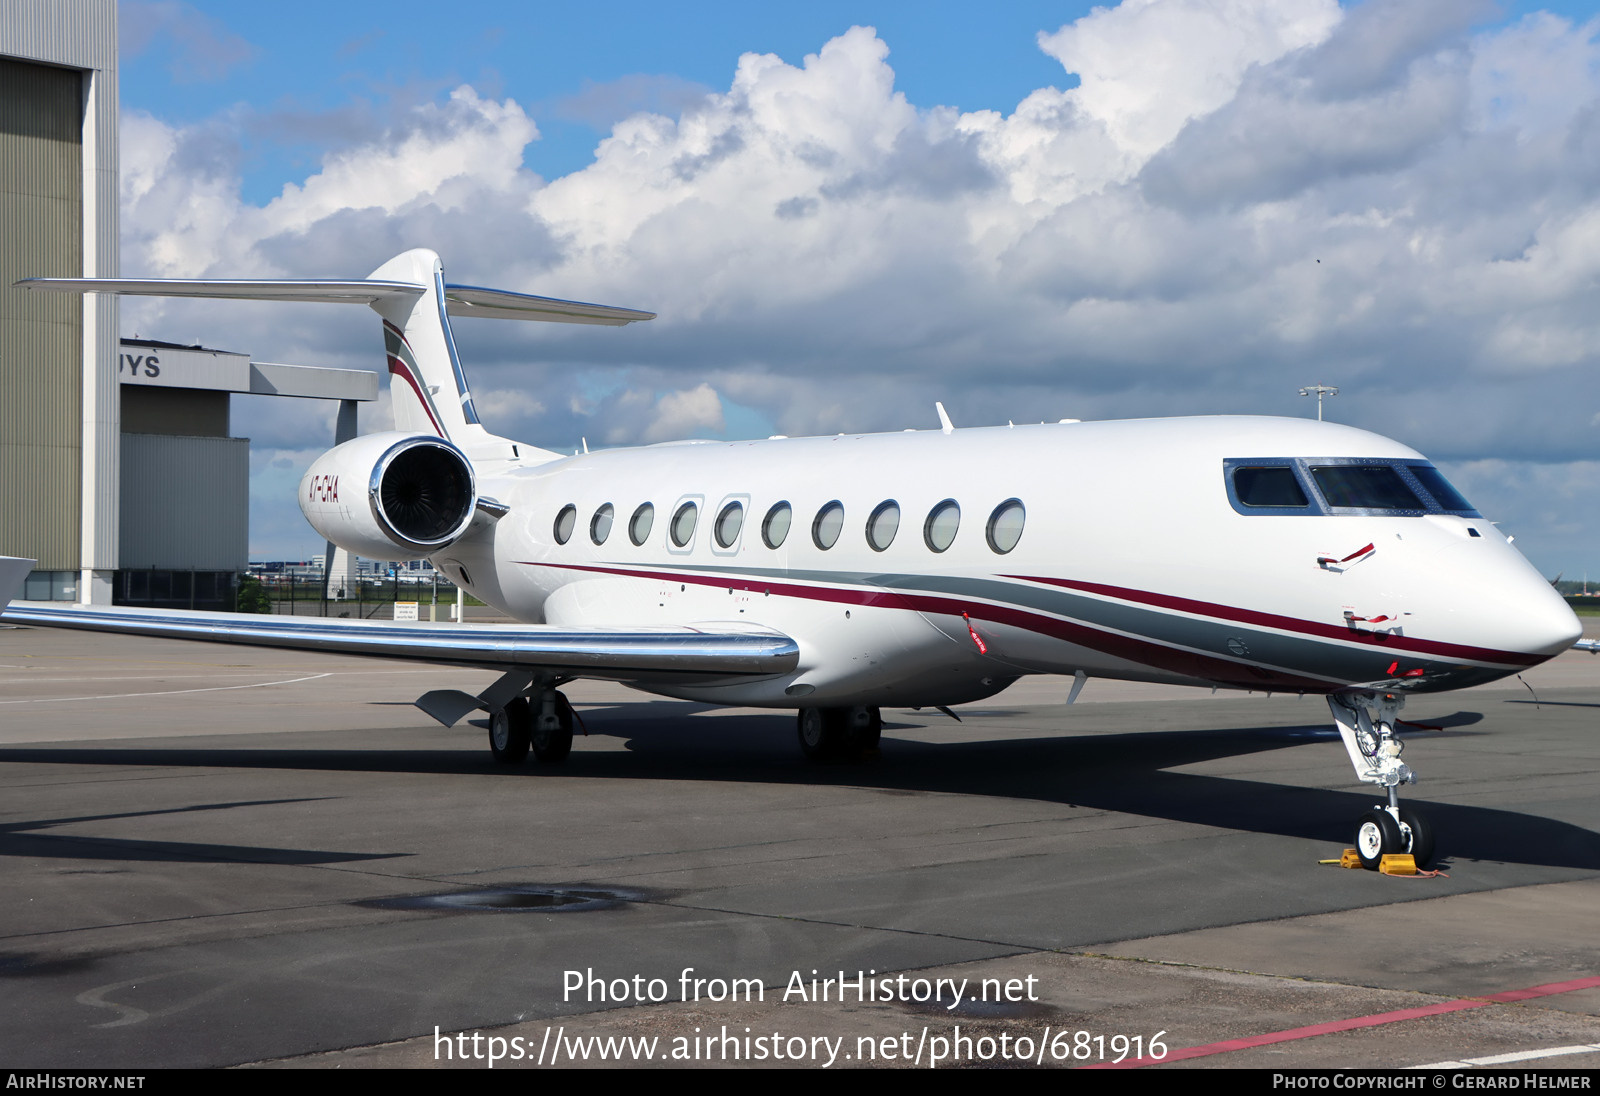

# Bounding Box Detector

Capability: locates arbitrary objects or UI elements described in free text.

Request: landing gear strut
[489,689,574,765]
[1328,692,1435,869]
[797,705,881,761]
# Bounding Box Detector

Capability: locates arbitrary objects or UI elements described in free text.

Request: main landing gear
[797,706,882,761]
[1328,692,1435,869]
[489,689,574,765]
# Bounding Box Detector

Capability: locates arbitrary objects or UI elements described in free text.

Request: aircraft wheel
[843,705,882,754]
[489,701,531,765]
[797,707,844,761]
[1399,807,1434,868]
[1354,809,1401,870]
[531,692,574,763]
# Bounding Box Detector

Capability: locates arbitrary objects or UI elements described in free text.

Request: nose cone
[1519,582,1584,657]
[1429,540,1582,662]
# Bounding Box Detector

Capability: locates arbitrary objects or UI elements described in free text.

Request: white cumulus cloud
[119,0,1600,573]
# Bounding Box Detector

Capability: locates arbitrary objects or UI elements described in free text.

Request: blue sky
[117,1,1600,573]
[123,1,1591,196]
[123,2,1090,197]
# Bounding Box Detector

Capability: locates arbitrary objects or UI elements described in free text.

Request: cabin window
[590,503,614,545]
[714,501,744,548]
[1408,464,1477,513]
[1311,465,1423,511]
[1233,466,1309,508]
[866,501,900,552]
[986,499,1025,554]
[670,501,699,547]
[553,504,577,545]
[812,501,845,550]
[629,503,654,546]
[762,502,792,548]
[924,499,960,552]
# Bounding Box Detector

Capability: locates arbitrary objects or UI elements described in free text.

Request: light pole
[1300,384,1339,421]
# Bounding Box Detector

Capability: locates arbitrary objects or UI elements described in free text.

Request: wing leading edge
[1,603,797,682]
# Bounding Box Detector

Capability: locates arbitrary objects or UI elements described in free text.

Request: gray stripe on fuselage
[568,561,1466,685]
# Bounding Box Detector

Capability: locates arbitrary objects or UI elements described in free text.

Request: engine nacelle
[299,432,476,561]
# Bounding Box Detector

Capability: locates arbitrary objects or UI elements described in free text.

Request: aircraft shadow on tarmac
[0,707,1594,872]
[0,798,406,867]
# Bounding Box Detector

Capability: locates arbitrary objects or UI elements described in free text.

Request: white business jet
[6,249,1584,870]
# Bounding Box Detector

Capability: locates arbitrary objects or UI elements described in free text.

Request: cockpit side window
[1407,464,1478,514]
[1234,466,1309,508]
[1310,465,1423,511]
[1223,459,1318,516]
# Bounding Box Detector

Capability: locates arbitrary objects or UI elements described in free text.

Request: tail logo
[383,320,447,437]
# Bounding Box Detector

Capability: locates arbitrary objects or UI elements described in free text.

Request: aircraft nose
[1425,540,1581,660]
[1482,561,1582,658]
[1524,584,1584,655]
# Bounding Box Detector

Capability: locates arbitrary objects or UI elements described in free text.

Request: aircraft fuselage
[434,414,1580,708]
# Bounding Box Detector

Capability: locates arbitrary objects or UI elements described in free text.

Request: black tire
[843,706,882,753]
[1399,807,1435,868]
[530,692,574,763]
[797,707,843,761]
[1354,809,1401,870]
[489,701,530,765]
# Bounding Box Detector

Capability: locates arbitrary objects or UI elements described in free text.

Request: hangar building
[2,2,378,608]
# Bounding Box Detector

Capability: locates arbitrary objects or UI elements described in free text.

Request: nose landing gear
[1329,692,1435,869]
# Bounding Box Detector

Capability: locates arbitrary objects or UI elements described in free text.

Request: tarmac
[1,620,1596,1070]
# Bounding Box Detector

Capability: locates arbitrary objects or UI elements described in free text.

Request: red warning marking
[963,612,988,655]
[1088,974,1600,1068]
[1318,543,1376,566]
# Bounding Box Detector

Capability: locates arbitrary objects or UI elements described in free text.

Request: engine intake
[300,432,477,560]
[374,439,475,548]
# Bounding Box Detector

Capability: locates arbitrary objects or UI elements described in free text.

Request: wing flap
[1,603,797,681]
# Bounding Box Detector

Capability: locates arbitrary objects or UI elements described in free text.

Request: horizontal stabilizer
[18,277,425,305]
[17,278,654,326]
[444,284,655,325]
[1,603,797,682]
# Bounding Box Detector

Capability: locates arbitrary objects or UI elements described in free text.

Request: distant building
[1,4,377,611]
[0,1,119,603]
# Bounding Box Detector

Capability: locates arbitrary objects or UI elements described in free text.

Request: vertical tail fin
[367,249,477,441]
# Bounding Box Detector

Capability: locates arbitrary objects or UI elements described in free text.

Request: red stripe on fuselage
[1009,575,1542,668]
[523,561,1346,692]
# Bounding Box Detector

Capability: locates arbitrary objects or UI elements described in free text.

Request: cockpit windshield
[1225,459,1479,517]
[1309,465,1421,510]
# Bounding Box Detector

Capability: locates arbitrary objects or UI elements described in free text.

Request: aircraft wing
[0,602,798,683]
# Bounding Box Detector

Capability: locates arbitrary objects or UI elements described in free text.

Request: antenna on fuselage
[935,402,954,434]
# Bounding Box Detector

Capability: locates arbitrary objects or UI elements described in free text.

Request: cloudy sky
[118,0,1600,579]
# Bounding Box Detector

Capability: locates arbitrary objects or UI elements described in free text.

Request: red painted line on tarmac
[1087,974,1600,1068]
